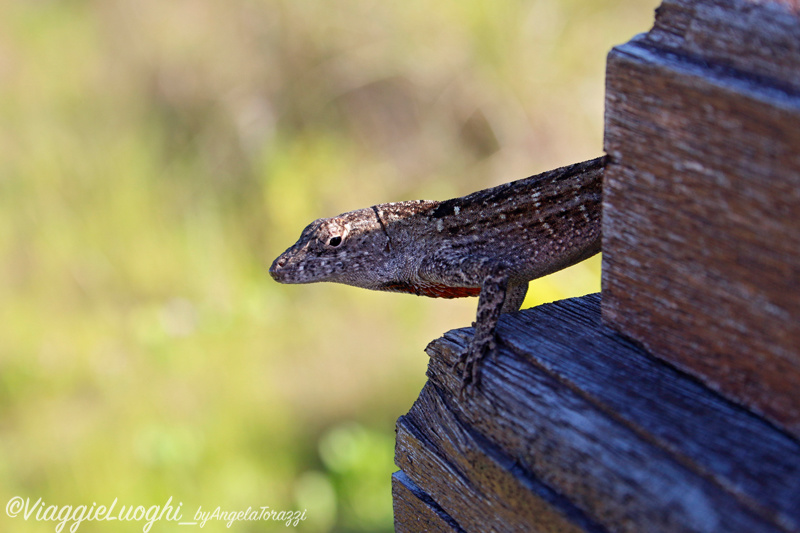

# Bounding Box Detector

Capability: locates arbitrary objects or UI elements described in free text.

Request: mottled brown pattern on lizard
[270,156,605,392]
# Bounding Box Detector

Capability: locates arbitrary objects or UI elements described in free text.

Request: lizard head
[269,207,398,289]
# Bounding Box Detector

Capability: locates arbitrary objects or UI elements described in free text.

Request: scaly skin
[270,156,605,392]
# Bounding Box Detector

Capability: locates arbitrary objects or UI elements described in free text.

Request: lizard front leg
[460,268,528,394]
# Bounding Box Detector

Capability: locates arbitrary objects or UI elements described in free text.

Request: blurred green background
[0,1,658,531]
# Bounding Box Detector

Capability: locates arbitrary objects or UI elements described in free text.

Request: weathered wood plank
[398,294,800,533]
[392,471,463,533]
[395,381,603,533]
[648,0,800,91]
[602,0,800,437]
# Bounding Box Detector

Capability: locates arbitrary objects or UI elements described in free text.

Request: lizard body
[270,156,605,390]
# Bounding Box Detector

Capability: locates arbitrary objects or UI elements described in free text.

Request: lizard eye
[320,219,349,247]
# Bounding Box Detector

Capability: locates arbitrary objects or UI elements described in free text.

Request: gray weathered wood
[394,294,800,533]
[602,0,800,438]
[395,381,602,533]
[648,0,800,91]
[392,471,463,533]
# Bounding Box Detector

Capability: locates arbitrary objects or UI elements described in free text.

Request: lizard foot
[456,334,495,399]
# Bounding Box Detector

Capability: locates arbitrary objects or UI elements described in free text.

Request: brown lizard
[270,156,605,391]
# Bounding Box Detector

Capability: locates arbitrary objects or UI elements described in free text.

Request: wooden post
[393,1,800,531]
[603,0,800,439]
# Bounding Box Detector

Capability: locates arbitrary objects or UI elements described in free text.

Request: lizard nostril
[269,256,286,279]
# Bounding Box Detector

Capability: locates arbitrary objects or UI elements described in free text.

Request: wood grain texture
[394,294,800,533]
[648,0,800,91]
[395,382,601,533]
[392,471,463,533]
[602,0,800,437]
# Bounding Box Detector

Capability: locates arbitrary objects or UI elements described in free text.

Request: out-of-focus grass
[0,1,658,531]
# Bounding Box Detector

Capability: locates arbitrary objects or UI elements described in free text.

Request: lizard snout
[269,254,287,282]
